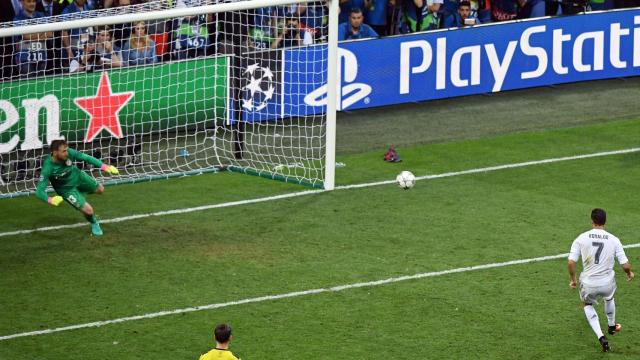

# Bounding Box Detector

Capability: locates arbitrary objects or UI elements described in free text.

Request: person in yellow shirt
[199,323,241,360]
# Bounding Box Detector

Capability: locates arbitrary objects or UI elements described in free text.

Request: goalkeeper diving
[35,139,119,236]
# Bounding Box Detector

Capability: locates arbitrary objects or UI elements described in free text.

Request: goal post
[324,0,338,191]
[0,0,338,198]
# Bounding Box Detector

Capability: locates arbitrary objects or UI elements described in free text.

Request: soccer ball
[396,171,416,189]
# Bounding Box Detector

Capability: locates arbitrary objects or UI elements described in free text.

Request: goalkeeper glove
[48,196,63,206]
[100,164,119,175]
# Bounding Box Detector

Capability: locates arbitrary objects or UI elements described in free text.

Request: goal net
[0,0,337,198]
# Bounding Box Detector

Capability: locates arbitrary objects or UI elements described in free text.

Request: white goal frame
[0,0,338,194]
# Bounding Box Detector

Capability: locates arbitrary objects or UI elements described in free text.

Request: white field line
[0,190,324,238]
[338,147,640,189]
[2,147,639,239]
[3,242,640,341]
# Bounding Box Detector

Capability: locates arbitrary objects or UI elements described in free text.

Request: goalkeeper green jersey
[35,148,103,202]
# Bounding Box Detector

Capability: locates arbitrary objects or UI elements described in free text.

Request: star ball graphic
[242,62,275,112]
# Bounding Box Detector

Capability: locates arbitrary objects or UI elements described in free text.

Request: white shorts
[579,281,616,304]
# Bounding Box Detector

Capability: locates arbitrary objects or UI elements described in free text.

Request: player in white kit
[568,208,634,352]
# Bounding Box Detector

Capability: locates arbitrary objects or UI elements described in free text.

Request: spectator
[443,1,477,27]
[122,21,157,65]
[83,0,98,8]
[249,6,278,50]
[473,0,492,23]
[338,8,379,40]
[172,14,210,58]
[1,0,21,80]
[546,0,586,15]
[387,0,402,34]
[589,0,608,10]
[365,0,393,36]
[278,2,314,32]
[14,0,53,78]
[299,2,327,29]
[109,1,167,53]
[214,5,252,55]
[173,0,213,59]
[491,0,518,21]
[280,3,306,17]
[80,25,122,71]
[443,0,488,22]
[401,0,442,33]
[516,0,545,18]
[111,0,133,48]
[339,0,371,23]
[35,0,65,74]
[275,5,318,45]
[199,323,240,360]
[270,14,312,49]
[298,1,328,43]
[35,0,65,17]
[442,0,459,15]
[61,0,94,73]
[425,0,443,30]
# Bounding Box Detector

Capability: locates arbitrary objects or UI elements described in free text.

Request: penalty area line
[1,146,639,238]
[2,242,640,341]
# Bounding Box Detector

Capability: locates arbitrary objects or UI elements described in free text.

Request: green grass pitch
[2,78,640,359]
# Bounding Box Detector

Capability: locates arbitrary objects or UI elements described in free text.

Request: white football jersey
[568,229,628,287]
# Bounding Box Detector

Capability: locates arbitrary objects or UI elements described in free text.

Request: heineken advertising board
[0,56,229,154]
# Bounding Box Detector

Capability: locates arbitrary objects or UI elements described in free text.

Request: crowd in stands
[1,0,640,80]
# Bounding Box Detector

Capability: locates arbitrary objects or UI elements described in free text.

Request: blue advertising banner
[278,8,640,118]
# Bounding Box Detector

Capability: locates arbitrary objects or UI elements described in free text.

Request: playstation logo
[304,48,372,111]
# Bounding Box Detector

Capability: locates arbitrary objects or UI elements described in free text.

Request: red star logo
[74,71,134,143]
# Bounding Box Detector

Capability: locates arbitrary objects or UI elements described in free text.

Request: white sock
[584,305,604,338]
[604,298,616,327]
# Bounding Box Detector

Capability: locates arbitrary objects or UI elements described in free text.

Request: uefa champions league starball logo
[242,63,276,112]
